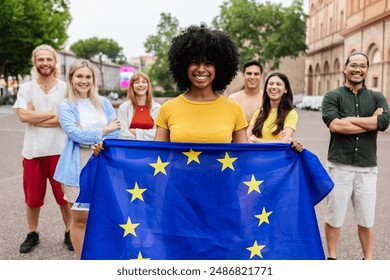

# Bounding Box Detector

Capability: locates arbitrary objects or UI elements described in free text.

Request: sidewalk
[0,105,14,115]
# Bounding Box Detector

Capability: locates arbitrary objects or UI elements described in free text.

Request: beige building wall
[277,55,306,94]
[306,0,390,100]
[130,55,155,73]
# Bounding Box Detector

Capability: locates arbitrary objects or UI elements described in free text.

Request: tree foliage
[144,13,180,91]
[70,37,126,64]
[70,37,126,90]
[0,0,71,77]
[213,0,307,70]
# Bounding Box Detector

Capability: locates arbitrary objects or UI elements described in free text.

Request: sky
[66,0,302,59]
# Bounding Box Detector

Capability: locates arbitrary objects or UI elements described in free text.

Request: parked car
[294,95,323,111]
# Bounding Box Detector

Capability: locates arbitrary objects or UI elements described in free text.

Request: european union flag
[78,139,333,260]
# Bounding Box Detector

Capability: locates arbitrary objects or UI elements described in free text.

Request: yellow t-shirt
[156,94,248,143]
[249,108,298,140]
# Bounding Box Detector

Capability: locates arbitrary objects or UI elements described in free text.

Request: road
[0,105,389,260]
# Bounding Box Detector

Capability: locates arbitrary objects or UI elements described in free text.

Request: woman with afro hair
[154,23,248,143]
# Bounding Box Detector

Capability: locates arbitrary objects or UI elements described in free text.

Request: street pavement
[0,105,389,260]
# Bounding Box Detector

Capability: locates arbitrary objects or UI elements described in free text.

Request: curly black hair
[168,23,240,92]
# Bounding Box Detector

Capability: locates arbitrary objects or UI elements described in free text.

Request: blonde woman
[54,59,120,259]
[118,72,161,140]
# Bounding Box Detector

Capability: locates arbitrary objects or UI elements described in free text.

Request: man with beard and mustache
[13,44,73,253]
[321,52,390,260]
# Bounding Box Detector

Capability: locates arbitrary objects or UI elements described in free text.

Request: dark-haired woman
[247,72,302,151]
[154,24,248,143]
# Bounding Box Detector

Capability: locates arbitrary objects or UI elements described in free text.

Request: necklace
[38,79,56,93]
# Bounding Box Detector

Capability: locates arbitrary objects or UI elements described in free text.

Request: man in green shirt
[321,52,390,260]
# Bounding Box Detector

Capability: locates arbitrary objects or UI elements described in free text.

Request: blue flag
[79,139,333,260]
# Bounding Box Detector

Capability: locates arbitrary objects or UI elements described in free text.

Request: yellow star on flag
[255,207,272,226]
[131,251,151,260]
[149,156,170,175]
[182,149,202,164]
[127,182,147,202]
[243,174,263,194]
[217,152,237,171]
[246,240,266,259]
[119,217,140,237]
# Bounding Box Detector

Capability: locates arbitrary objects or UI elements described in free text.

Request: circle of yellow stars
[118,149,271,259]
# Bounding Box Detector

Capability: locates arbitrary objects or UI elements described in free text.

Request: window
[367,44,381,66]
[333,59,340,73]
[372,77,378,88]
[372,49,381,64]
[324,61,330,74]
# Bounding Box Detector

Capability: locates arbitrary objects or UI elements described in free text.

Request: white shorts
[61,146,93,211]
[325,166,377,228]
[62,184,80,204]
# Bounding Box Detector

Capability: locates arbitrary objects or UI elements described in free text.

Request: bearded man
[13,44,73,253]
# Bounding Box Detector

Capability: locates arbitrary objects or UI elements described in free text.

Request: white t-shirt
[77,98,107,129]
[13,79,67,159]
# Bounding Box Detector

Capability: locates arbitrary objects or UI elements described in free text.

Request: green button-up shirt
[321,86,390,167]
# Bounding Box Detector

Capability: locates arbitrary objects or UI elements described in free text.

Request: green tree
[213,0,307,70]
[144,12,180,91]
[70,37,126,91]
[0,0,71,77]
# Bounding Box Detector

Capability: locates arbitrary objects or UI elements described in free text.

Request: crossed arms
[329,108,383,134]
[15,103,60,128]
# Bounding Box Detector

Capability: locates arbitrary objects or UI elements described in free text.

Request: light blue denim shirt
[54,96,119,187]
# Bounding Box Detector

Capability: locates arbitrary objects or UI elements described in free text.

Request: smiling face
[133,77,149,97]
[243,65,262,90]
[187,61,216,90]
[266,75,287,104]
[71,67,94,97]
[34,50,56,77]
[344,54,369,88]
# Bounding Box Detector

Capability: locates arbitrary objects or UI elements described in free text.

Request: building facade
[130,55,155,73]
[306,0,390,100]
[59,51,138,92]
